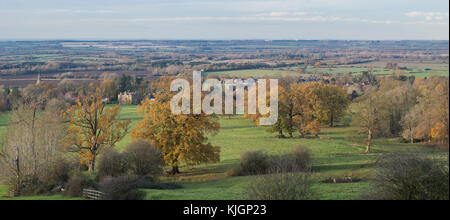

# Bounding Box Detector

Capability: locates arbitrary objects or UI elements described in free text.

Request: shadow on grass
[313,162,376,173]
[221,125,256,130]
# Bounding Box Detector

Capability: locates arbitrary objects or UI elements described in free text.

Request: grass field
[205,69,304,78]
[114,106,445,200]
[0,105,447,200]
[204,62,449,79]
[0,184,7,197]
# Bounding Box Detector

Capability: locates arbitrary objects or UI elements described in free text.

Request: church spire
[36,73,41,85]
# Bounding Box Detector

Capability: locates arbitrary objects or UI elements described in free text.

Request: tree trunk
[31,108,38,177]
[299,129,305,138]
[290,112,295,138]
[330,114,334,127]
[409,129,414,144]
[366,130,372,153]
[171,166,180,175]
[89,156,96,172]
[14,146,21,196]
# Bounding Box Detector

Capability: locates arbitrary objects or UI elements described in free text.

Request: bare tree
[354,96,382,153]
[0,92,63,193]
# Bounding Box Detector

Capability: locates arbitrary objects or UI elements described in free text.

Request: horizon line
[0,38,449,42]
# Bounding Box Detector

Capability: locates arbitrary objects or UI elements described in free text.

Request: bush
[232,146,312,176]
[124,141,164,178]
[367,152,449,200]
[63,173,95,198]
[3,156,79,196]
[97,149,128,179]
[11,176,43,196]
[45,156,79,186]
[238,151,271,175]
[96,141,164,180]
[272,145,312,173]
[247,171,314,200]
[98,175,146,200]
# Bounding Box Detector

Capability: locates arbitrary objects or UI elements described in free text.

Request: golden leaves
[63,88,130,171]
[131,86,220,171]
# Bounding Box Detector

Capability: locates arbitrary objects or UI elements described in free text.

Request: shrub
[98,175,146,200]
[63,173,95,198]
[238,151,271,175]
[124,141,164,178]
[2,156,79,196]
[232,146,312,176]
[247,171,314,200]
[367,152,449,200]
[272,145,312,173]
[45,156,79,186]
[11,176,42,196]
[97,149,128,179]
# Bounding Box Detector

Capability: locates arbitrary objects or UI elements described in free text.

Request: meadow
[2,104,445,200]
[137,112,442,200]
[205,62,449,79]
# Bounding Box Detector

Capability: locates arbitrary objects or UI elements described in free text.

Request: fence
[82,189,105,200]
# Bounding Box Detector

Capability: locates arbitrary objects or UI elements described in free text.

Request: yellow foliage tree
[63,89,130,172]
[304,120,321,137]
[314,84,350,127]
[263,82,328,138]
[131,81,220,174]
[431,123,448,144]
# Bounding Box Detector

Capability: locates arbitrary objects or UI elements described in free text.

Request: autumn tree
[303,120,320,137]
[265,85,291,137]
[284,82,314,137]
[264,82,326,138]
[406,77,449,144]
[131,77,220,174]
[116,74,135,92]
[63,89,130,172]
[429,80,449,144]
[376,79,419,136]
[266,81,348,138]
[354,95,383,153]
[101,79,119,103]
[314,85,349,127]
[401,105,421,143]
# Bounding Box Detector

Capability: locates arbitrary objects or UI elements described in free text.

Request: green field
[204,62,449,79]
[205,69,304,78]
[0,184,7,197]
[0,105,446,200]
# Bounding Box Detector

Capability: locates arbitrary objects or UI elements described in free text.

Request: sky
[0,0,449,40]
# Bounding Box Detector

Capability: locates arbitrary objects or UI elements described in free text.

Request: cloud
[33,9,116,15]
[405,11,423,17]
[123,15,447,26]
[127,14,393,24]
[255,12,313,17]
[405,11,449,22]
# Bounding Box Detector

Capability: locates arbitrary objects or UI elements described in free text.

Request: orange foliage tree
[266,82,348,138]
[131,78,220,174]
[63,89,130,172]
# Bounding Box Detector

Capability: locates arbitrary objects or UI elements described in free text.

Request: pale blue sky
[0,0,448,40]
